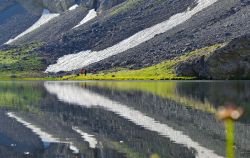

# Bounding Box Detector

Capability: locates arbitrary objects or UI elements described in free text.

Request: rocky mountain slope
[0,0,249,79]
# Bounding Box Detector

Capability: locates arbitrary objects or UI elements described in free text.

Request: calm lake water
[0,81,250,158]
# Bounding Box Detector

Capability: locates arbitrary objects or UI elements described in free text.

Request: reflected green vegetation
[84,81,250,121]
[0,82,42,112]
[84,81,217,113]
[110,141,146,158]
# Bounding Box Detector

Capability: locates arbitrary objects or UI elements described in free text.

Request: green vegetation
[0,43,224,81]
[84,81,217,113]
[110,0,143,16]
[0,81,43,112]
[110,0,165,16]
[0,43,45,79]
[111,141,147,158]
[62,43,224,81]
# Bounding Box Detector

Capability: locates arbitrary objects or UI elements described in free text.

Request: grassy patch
[0,43,45,79]
[62,43,224,81]
[0,43,224,81]
[110,0,143,16]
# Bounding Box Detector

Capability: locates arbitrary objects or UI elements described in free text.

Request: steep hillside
[0,0,40,45]
[0,0,249,79]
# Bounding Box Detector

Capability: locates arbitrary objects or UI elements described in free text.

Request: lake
[0,81,249,158]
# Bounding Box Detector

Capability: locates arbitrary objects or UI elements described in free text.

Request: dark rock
[176,34,250,79]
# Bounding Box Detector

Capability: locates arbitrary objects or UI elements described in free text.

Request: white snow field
[44,82,224,158]
[5,9,59,44]
[46,0,218,73]
[69,4,79,11]
[73,9,97,28]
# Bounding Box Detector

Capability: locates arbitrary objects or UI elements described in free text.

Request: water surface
[0,81,250,158]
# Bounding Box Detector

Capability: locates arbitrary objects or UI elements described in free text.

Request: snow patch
[44,82,224,158]
[73,9,97,29]
[5,9,59,44]
[46,0,218,73]
[72,127,97,148]
[69,4,79,11]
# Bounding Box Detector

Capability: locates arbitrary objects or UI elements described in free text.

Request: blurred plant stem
[225,119,235,158]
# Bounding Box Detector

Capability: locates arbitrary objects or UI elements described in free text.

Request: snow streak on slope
[5,9,59,44]
[46,0,218,73]
[69,4,79,11]
[72,127,97,148]
[73,9,97,28]
[44,82,224,158]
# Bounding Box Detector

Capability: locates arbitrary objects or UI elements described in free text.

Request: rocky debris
[84,0,250,72]
[15,0,75,14]
[15,0,125,14]
[39,0,197,60]
[1,0,126,45]
[10,5,89,45]
[0,0,16,12]
[43,0,76,12]
[0,1,40,45]
[78,0,126,11]
[32,0,249,75]
[175,34,250,79]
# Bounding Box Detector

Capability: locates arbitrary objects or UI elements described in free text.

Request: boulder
[176,34,250,79]
[206,34,250,79]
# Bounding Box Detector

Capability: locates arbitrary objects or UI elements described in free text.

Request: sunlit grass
[0,43,45,79]
[62,43,224,81]
[110,0,143,16]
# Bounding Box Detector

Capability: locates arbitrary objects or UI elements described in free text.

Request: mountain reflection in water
[0,81,249,158]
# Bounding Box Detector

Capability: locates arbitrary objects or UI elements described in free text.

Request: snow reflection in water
[44,81,224,158]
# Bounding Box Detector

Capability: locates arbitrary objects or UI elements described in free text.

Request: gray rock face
[175,34,250,79]
[43,0,76,12]
[1,0,76,15]
[14,0,125,13]
[0,1,40,44]
[15,0,76,13]
[206,34,250,79]
[78,0,126,11]
[175,55,207,78]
